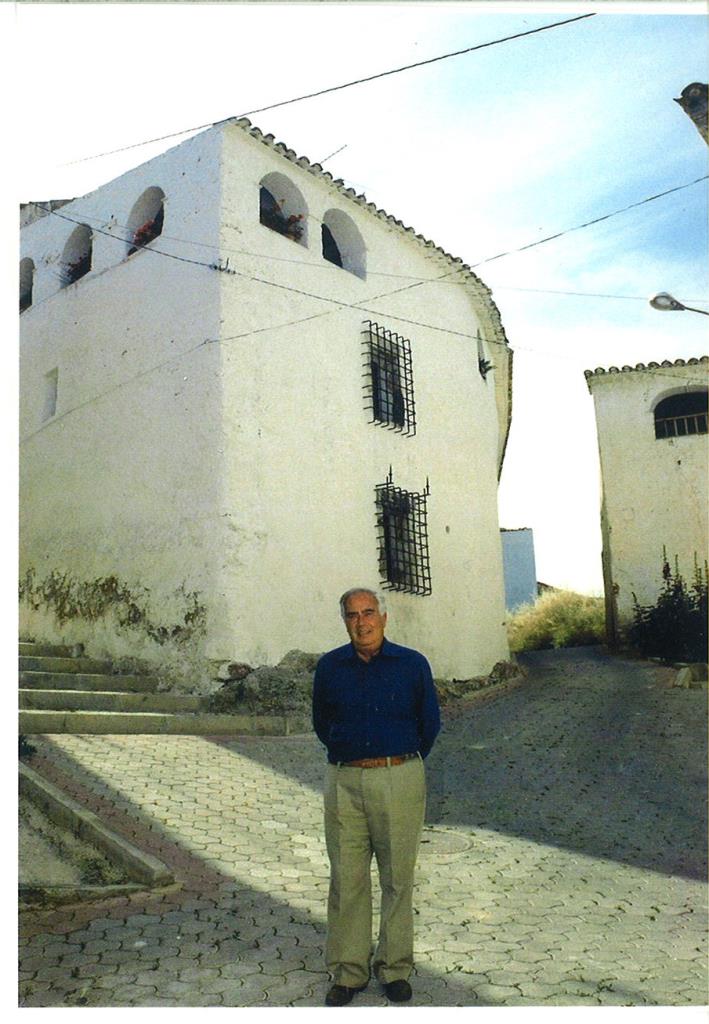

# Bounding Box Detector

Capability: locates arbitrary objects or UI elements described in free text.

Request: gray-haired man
[312,587,440,1006]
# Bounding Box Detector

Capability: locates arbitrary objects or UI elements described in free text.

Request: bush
[628,555,708,663]
[19,735,36,759]
[507,590,605,653]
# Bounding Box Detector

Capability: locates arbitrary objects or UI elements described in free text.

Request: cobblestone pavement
[19,647,707,1008]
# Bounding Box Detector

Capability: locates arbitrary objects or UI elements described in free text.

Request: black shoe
[325,983,367,1007]
[384,979,412,1002]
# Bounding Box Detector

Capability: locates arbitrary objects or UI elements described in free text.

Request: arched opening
[127,187,165,257]
[321,209,366,279]
[20,258,34,312]
[654,390,708,438]
[321,224,343,267]
[259,172,307,245]
[61,225,92,286]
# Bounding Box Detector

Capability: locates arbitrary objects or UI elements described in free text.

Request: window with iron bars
[362,321,416,435]
[375,473,432,595]
[654,391,708,439]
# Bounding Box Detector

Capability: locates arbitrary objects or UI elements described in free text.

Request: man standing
[312,587,440,1006]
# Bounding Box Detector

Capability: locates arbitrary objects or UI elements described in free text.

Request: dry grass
[507,589,605,653]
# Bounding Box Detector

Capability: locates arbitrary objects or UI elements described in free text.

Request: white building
[500,528,537,612]
[20,117,513,690]
[585,358,708,644]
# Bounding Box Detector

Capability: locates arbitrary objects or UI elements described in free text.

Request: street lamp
[649,292,709,316]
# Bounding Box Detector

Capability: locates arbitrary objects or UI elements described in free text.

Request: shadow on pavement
[19,645,706,1007]
[425,646,707,881]
[19,740,487,1007]
[216,646,707,882]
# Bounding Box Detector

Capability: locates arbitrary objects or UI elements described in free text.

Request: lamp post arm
[679,304,709,316]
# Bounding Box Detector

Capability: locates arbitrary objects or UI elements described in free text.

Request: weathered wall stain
[19,568,206,648]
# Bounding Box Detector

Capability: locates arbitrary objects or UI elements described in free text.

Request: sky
[5,0,709,597]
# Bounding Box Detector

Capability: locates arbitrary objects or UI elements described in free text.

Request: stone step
[19,642,81,658]
[19,709,312,736]
[19,689,203,713]
[20,672,159,694]
[19,655,114,675]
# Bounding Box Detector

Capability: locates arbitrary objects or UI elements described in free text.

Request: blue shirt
[312,637,441,764]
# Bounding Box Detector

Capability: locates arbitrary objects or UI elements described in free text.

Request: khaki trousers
[323,757,426,987]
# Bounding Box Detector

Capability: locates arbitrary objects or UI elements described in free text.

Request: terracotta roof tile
[584,356,708,379]
[225,116,510,348]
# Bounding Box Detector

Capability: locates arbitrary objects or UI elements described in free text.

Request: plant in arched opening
[126,187,165,257]
[259,173,307,245]
[61,225,92,286]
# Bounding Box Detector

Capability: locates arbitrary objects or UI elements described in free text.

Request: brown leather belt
[340,753,418,768]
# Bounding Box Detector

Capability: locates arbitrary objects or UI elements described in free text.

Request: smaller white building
[500,528,537,612]
[585,358,708,644]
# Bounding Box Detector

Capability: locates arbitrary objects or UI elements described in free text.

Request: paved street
[19,647,708,1008]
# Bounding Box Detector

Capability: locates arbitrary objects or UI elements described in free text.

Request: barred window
[375,474,431,595]
[654,391,708,439]
[362,321,416,435]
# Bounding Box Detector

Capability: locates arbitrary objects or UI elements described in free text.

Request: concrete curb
[19,709,314,735]
[19,689,203,713]
[19,763,175,887]
[19,882,146,909]
[437,671,528,711]
[20,671,160,693]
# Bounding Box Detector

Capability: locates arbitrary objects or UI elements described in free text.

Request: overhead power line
[36,206,219,272]
[62,13,596,167]
[233,13,597,119]
[493,285,707,303]
[21,320,706,448]
[33,171,707,296]
[471,175,709,268]
[30,171,709,325]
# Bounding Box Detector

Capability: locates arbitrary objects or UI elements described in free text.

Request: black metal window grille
[362,321,416,435]
[375,473,432,595]
[655,412,708,438]
[654,391,708,439]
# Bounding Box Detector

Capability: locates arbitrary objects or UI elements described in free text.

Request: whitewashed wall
[20,120,513,687]
[587,362,708,629]
[215,123,510,679]
[19,130,227,686]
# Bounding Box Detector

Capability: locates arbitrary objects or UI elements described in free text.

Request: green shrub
[628,555,708,663]
[19,735,36,759]
[507,589,605,653]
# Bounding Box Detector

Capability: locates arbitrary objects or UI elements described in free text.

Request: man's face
[344,591,387,658]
